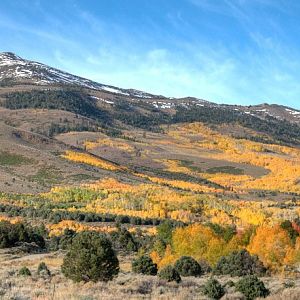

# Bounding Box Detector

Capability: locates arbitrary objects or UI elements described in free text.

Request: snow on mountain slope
[0,52,156,98]
[228,103,300,124]
[1,52,299,125]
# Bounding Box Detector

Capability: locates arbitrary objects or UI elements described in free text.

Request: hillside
[0,52,300,299]
[0,52,299,194]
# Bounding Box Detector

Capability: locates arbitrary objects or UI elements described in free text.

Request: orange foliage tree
[247,225,293,271]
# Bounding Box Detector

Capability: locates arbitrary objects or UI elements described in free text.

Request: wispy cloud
[0,0,300,108]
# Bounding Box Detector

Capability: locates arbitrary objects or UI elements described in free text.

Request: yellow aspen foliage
[47,220,116,237]
[85,178,132,191]
[203,174,253,191]
[284,237,300,266]
[233,208,266,226]
[61,150,123,171]
[204,237,229,266]
[0,216,22,224]
[156,244,179,269]
[82,177,206,222]
[84,138,134,152]
[161,159,193,174]
[171,224,227,266]
[136,173,223,193]
[208,209,234,225]
[247,225,293,271]
[166,122,300,194]
[150,250,162,267]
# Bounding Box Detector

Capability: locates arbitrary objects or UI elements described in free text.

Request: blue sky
[0,0,300,108]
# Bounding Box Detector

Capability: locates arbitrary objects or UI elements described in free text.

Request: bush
[235,275,270,300]
[174,256,202,277]
[58,229,76,249]
[153,220,175,256]
[48,228,76,251]
[214,250,266,277]
[158,265,181,283]
[283,280,295,288]
[198,259,212,274]
[61,231,119,282]
[110,227,138,252]
[157,220,174,246]
[280,220,299,243]
[207,223,236,242]
[37,262,51,276]
[18,266,31,276]
[203,277,225,300]
[225,280,235,288]
[132,255,157,275]
[0,221,45,248]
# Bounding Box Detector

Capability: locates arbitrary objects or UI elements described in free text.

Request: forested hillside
[0,53,300,299]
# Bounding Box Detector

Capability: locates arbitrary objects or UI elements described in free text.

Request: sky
[0,0,300,108]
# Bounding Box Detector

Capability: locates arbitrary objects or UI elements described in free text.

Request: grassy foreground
[0,249,298,300]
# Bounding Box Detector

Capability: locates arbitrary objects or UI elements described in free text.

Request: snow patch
[0,52,157,99]
[285,108,300,116]
[101,87,130,96]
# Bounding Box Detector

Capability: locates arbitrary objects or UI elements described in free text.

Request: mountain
[0,52,300,148]
[1,52,300,124]
[227,103,300,125]
[0,52,157,99]
[0,51,299,196]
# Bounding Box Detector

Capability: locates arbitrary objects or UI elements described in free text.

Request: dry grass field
[0,249,299,300]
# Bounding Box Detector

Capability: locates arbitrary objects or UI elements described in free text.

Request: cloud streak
[0,0,300,109]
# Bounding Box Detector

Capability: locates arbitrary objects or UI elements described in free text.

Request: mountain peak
[0,51,20,58]
[0,52,24,65]
[0,52,158,99]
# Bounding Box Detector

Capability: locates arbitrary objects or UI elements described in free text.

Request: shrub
[203,277,225,300]
[235,275,270,300]
[157,220,174,246]
[0,221,45,248]
[153,220,175,256]
[132,255,157,275]
[174,256,202,277]
[110,227,138,252]
[61,231,119,282]
[207,223,237,242]
[280,220,299,243]
[18,266,31,276]
[158,265,181,283]
[198,259,212,274]
[48,228,76,251]
[283,280,295,288]
[214,250,266,277]
[58,229,76,249]
[37,262,51,276]
[225,280,235,288]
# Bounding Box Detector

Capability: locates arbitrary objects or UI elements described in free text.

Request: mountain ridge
[1,51,300,119]
[0,52,159,99]
[0,52,300,137]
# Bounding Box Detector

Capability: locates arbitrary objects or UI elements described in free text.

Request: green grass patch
[29,166,63,185]
[206,166,244,175]
[0,151,35,166]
